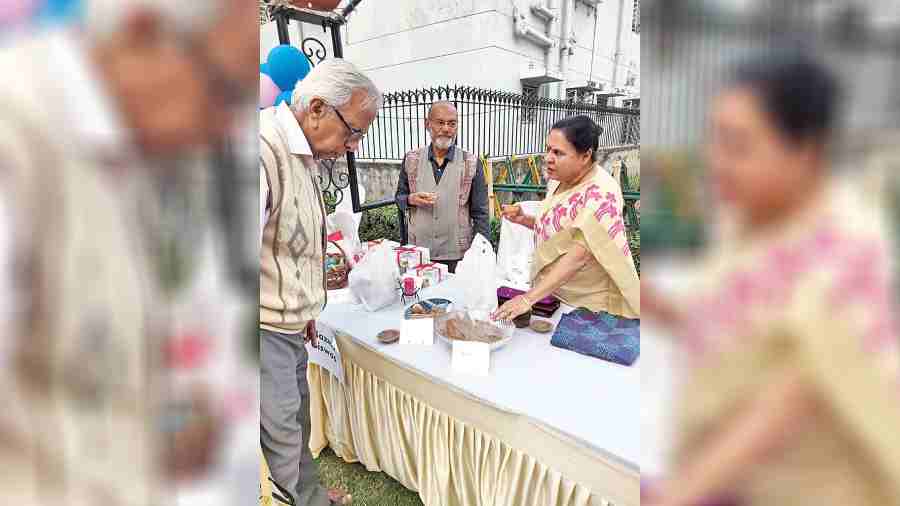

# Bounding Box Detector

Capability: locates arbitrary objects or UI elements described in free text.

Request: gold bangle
[521,295,533,308]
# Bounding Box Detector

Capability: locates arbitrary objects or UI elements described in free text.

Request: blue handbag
[550,308,640,366]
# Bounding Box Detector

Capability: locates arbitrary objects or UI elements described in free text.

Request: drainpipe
[514,1,559,93]
[515,16,556,48]
[558,0,574,99]
[611,0,626,89]
[537,0,559,78]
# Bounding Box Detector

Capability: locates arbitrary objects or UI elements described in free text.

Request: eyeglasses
[332,106,366,142]
[430,119,458,129]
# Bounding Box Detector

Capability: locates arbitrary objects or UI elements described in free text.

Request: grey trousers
[260,328,330,506]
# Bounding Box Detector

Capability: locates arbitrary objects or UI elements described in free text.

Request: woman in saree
[642,54,900,505]
[492,115,640,324]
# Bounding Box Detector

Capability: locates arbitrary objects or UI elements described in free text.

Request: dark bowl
[512,310,532,329]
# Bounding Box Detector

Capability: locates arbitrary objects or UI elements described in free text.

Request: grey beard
[432,137,453,150]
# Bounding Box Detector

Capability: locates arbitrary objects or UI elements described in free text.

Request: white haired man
[0,1,256,505]
[260,58,382,506]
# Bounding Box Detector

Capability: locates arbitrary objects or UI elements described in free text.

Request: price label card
[400,318,434,346]
[452,341,490,376]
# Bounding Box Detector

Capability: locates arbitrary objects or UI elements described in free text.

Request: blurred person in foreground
[642,54,900,506]
[0,0,256,504]
[395,101,490,273]
[260,58,381,506]
[493,115,640,323]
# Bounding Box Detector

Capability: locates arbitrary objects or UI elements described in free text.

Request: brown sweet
[445,319,466,340]
[441,316,504,343]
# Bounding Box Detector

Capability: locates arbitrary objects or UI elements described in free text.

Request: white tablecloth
[320,275,641,472]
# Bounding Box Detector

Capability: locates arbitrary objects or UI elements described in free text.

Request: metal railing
[357,85,640,161]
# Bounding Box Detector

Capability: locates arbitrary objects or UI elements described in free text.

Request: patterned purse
[550,308,640,366]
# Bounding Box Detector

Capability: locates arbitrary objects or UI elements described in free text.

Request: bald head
[428,101,457,120]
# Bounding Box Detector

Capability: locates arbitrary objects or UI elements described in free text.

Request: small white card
[400,318,434,345]
[452,341,490,376]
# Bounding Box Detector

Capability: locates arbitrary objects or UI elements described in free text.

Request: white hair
[82,0,221,40]
[291,59,383,114]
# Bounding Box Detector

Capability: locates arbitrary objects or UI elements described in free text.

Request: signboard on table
[307,322,344,385]
[400,318,434,345]
[452,341,490,376]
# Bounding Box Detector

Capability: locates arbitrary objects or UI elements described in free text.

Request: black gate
[269,3,371,215]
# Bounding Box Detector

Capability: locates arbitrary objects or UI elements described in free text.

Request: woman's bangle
[521,295,533,308]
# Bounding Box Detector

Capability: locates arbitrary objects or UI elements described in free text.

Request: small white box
[411,262,449,286]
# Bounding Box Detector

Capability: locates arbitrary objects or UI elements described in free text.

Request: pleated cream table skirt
[296,331,638,506]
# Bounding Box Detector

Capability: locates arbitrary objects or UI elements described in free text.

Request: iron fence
[357,85,640,161]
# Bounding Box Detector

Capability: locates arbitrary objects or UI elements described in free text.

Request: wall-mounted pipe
[531,3,557,21]
[545,0,559,90]
[516,19,555,48]
[611,0,626,88]
[558,0,574,98]
[514,2,558,81]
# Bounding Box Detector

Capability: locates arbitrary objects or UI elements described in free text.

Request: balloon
[260,62,269,75]
[259,73,280,109]
[266,44,310,92]
[34,0,81,25]
[274,90,293,107]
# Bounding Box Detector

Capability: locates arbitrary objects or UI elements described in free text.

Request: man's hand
[304,320,318,347]
[409,192,437,207]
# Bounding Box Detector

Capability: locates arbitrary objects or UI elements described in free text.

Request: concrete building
[261,0,640,105]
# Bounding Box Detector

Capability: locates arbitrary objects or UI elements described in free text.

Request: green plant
[358,204,402,243]
[629,230,641,276]
[489,218,502,252]
[628,172,640,191]
[323,193,337,215]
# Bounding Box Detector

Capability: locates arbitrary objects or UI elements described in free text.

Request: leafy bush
[358,204,402,243]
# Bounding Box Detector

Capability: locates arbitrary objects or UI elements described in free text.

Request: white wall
[261,0,640,97]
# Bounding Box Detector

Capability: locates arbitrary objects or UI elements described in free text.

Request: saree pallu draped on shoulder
[673,183,900,505]
[533,167,640,318]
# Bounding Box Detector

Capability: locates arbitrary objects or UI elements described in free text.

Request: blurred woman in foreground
[643,54,900,506]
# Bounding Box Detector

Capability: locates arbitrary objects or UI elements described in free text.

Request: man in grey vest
[395,101,490,273]
[260,59,381,505]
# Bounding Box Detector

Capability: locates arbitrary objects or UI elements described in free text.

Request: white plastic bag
[496,219,534,289]
[326,210,362,266]
[454,234,499,312]
[348,243,399,312]
[496,201,540,289]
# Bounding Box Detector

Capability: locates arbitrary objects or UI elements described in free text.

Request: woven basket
[325,240,350,290]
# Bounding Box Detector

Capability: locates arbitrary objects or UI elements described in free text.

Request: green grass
[317,448,424,506]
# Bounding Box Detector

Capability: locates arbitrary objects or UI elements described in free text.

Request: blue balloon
[274,90,293,107]
[35,0,82,25]
[260,62,270,76]
[266,45,310,92]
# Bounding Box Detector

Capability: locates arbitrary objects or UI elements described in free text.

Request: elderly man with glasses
[395,101,490,273]
[260,58,382,506]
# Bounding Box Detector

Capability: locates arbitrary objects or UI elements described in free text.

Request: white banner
[306,321,345,385]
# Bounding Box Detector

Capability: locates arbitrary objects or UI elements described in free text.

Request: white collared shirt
[49,28,133,159]
[260,102,314,243]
